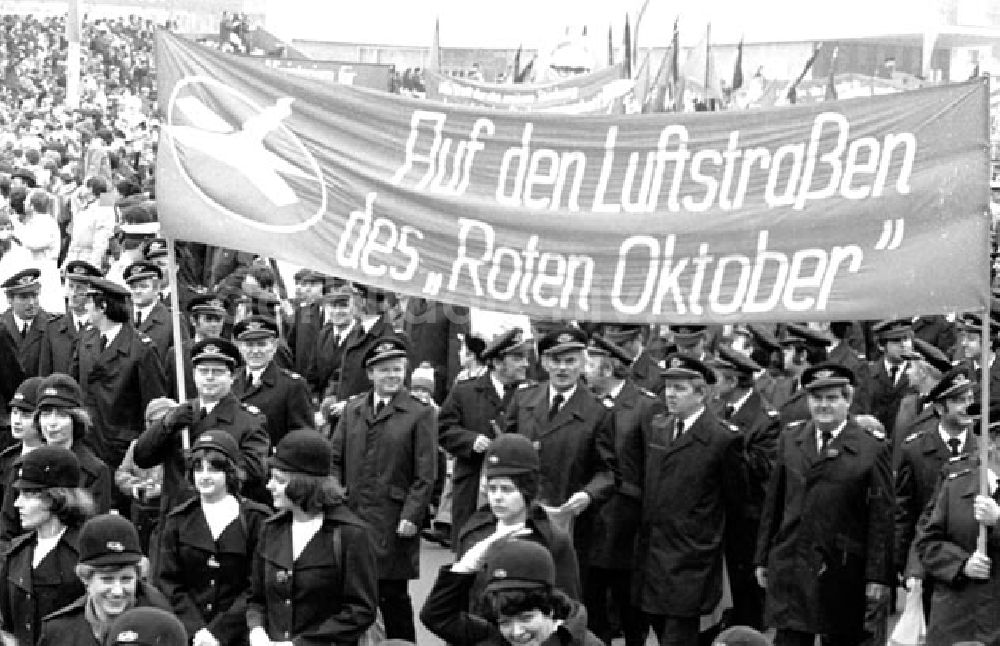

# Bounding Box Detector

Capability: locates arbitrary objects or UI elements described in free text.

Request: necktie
[248,373,256,389]
[947,437,961,457]
[19,322,26,338]
[98,335,107,352]
[673,418,685,441]
[548,393,564,422]
[375,399,385,416]
[134,311,142,328]
[889,363,900,385]
[820,430,833,453]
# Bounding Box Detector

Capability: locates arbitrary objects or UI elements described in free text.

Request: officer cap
[956,312,1000,335]
[140,237,168,260]
[78,514,143,566]
[711,346,762,375]
[743,325,781,353]
[779,323,829,348]
[299,270,326,284]
[9,376,44,412]
[363,336,408,367]
[191,430,240,464]
[122,260,162,284]
[187,293,227,317]
[601,324,644,346]
[531,318,569,337]
[902,338,953,374]
[484,434,540,478]
[85,277,131,299]
[671,324,707,342]
[293,268,311,281]
[105,607,187,646]
[2,268,41,294]
[322,281,356,304]
[14,445,80,490]
[482,328,531,361]
[537,327,586,357]
[36,373,84,409]
[587,333,634,365]
[191,337,241,369]
[485,539,556,592]
[64,260,103,282]
[927,364,975,403]
[662,354,716,385]
[271,428,332,477]
[872,318,913,341]
[233,315,279,342]
[801,363,855,391]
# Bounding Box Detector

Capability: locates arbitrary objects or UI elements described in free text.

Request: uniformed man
[827,321,873,415]
[503,326,616,583]
[286,270,326,377]
[868,318,916,439]
[133,337,270,522]
[893,339,953,441]
[775,324,830,426]
[709,346,780,632]
[71,277,167,474]
[124,260,183,364]
[755,363,893,646]
[336,283,398,401]
[895,365,977,619]
[39,260,102,376]
[632,354,747,646]
[438,327,531,548]
[671,324,714,362]
[231,314,313,449]
[307,282,357,401]
[583,333,663,646]
[605,324,665,395]
[955,312,1000,410]
[330,336,437,642]
[1,268,53,377]
[164,292,228,400]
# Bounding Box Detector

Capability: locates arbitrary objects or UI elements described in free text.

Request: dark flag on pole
[608,25,614,66]
[787,43,821,105]
[624,14,632,79]
[513,44,522,82]
[732,36,744,90]
[825,45,839,100]
[671,17,683,112]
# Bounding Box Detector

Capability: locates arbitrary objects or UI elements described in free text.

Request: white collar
[938,426,968,452]
[361,315,380,334]
[103,322,123,344]
[550,384,576,405]
[198,399,220,414]
[680,406,705,431]
[606,380,625,400]
[730,389,753,413]
[11,313,31,330]
[817,420,848,444]
[135,302,156,318]
[491,372,506,399]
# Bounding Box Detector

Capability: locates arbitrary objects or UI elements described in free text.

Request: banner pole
[164,236,190,451]
[979,72,991,554]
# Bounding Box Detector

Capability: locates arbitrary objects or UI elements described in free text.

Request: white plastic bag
[889,582,927,646]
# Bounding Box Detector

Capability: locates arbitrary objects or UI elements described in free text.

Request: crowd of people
[0,8,997,646]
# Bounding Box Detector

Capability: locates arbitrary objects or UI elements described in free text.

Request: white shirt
[135,302,156,324]
[938,427,968,454]
[71,313,88,331]
[549,385,576,411]
[606,381,625,400]
[199,399,220,415]
[247,368,265,386]
[678,406,705,436]
[817,420,848,453]
[291,516,324,560]
[32,527,67,569]
[202,495,240,541]
[491,372,506,400]
[373,394,391,411]
[884,359,906,385]
[11,313,31,335]
[102,322,123,347]
[361,315,380,335]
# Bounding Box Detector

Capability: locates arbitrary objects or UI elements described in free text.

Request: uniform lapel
[542,386,581,437]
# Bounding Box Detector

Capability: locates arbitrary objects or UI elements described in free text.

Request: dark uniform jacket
[136,301,184,365]
[335,315,395,400]
[0,526,84,646]
[133,393,270,517]
[231,361,314,447]
[869,359,911,441]
[437,372,515,546]
[287,302,323,379]
[896,429,977,579]
[246,506,378,646]
[38,313,86,376]
[630,351,665,395]
[307,322,351,399]
[755,419,894,635]
[331,388,437,580]
[402,298,469,403]
[0,327,24,431]
[633,408,747,617]
[71,324,167,468]
[828,341,872,414]
[916,467,1000,646]
[2,309,52,377]
[158,496,271,645]
[589,381,663,570]
[164,337,197,400]
[912,315,956,357]
[37,581,171,646]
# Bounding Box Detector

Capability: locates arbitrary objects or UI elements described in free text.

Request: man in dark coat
[955,312,1000,411]
[583,333,663,646]
[126,260,186,365]
[335,284,399,402]
[868,318,915,441]
[710,347,780,632]
[165,293,227,401]
[827,321,872,415]
[755,363,894,646]
[633,354,747,645]
[2,268,53,377]
[402,297,470,403]
[437,328,531,546]
[71,277,167,472]
[0,325,25,448]
[39,260,102,376]
[895,367,976,618]
[285,270,326,377]
[307,283,357,400]
[503,326,616,583]
[775,324,830,426]
[330,336,437,642]
[231,315,313,448]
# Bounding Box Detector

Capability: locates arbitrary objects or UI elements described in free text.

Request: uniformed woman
[0,376,46,543]
[456,434,581,603]
[0,445,95,646]
[246,429,378,646]
[157,431,270,646]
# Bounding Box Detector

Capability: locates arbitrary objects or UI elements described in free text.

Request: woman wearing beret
[158,431,270,646]
[456,434,581,604]
[247,429,378,646]
[37,513,171,646]
[0,445,95,646]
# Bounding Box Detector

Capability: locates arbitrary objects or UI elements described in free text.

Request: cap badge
[43,387,58,396]
[204,344,220,355]
[669,357,684,369]
[953,375,970,386]
[493,568,507,579]
[116,631,139,643]
[376,342,395,353]
[208,298,223,309]
[13,393,23,400]
[556,333,574,344]
[488,455,499,463]
[813,369,835,380]
[18,275,33,285]
[247,321,263,330]
[71,266,85,275]
[106,541,125,552]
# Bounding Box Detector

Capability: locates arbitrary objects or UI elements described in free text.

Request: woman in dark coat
[0,445,95,646]
[456,434,581,604]
[157,431,270,646]
[246,429,378,646]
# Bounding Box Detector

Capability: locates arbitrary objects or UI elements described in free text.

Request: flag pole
[979,308,990,552]
[164,236,190,451]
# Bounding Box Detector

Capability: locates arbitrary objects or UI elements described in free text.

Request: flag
[513,43,522,82]
[825,45,839,100]
[515,57,535,83]
[682,26,723,101]
[786,44,821,105]
[623,14,632,79]
[428,17,441,73]
[633,52,651,111]
[649,43,672,112]
[671,17,684,112]
[608,25,614,66]
[732,36,744,90]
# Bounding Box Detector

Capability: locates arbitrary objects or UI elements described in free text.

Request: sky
[264,0,945,49]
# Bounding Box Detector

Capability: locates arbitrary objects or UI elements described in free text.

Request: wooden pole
[164,236,190,451]
[979,72,992,553]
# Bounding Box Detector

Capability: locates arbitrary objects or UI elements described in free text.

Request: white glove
[451,525,531,574]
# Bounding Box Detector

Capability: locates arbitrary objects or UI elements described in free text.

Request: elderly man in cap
[632,354,748,646]
[438,327,532,550]
[336,283,400,401]
[868,318,915,437]
[503,326,615,586]
[710,346,781,632]
[583,333,663,646]
[307,281,358,401]
[755,363,893,646]
[124,260,182,365]
[331,335,437,642]
[895,364,977,619]
[40,260,102,376]
[134,337,270,523]
[671,324,714,362]
[2,267,54,377]
[231,314,313,448]
[164,292,228,400]
[71,277,167,477]
[956,311,1000,410]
